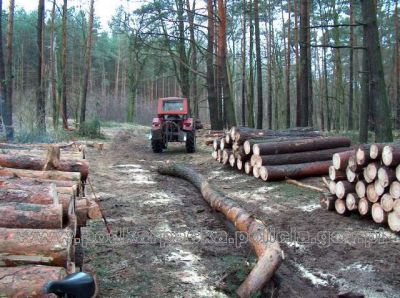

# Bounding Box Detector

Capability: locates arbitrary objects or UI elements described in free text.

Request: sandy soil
[82,125,400,298]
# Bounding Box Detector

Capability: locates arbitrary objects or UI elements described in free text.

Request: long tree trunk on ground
[299,0,310,126]
[50,0,58,129]
[360,0,393,142]
[4,0,14,140]
[217,0,236,127]
[0,0,5,134]
[247,0,255,128]
[254,0,263,129]
[61,0,68,129]
[348,0,354,130]
[79,0,94,127]
[36,0,46,133]
[206,0,220,129]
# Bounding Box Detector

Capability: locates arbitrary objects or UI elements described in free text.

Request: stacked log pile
[0,143,101,295]
[321,143,400,233]
[211,127,352,181]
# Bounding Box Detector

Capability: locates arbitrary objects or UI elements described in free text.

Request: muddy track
[83,127,400,297]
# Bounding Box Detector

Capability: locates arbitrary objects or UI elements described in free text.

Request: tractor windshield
[163,100,184,112]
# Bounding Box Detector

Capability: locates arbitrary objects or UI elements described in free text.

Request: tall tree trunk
[186,0,198,118]
[360,0,393,142]
[4,0,14,140]
[176,0,190,104]
[359,27,370,143]
[50,0,58,129]
[218,0,236,127]
[294,0,301,126]
[267,0,273,129]
[299,0,310,126]
[0,0,5,134]
[79,0,95,126]
[247,0,255,128]
[254,0,263,129]
[241,0,247,126]
[348,0,354,130]
[36,0,46,133]
[285,0,292,128]
[61,0,68,129]
[395,0,400,129]
[206,0,220,129]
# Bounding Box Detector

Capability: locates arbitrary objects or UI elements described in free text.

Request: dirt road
[83,125,400,297]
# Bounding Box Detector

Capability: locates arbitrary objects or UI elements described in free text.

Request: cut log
[211,150,218,160]
[369,143,385,160]
[347,155,360,171]
[259,161,331,181]
[329,180,337,195]
[363,168,374,183]
[234,146,250,162]
[237,159,243,171]
[235,128,321,143]
[332,150,355,170]
[0,203,63,229]
[335,199,349,215]
[0,167,81,181]
[76,199,89,226]
[355,180,367,198]
[346,166,358,183]
[252,137,351,156]
[87,201,102,219]
[382,145,400,166]
[0,265,66,296]
[377,166,396,187]
[0,154,89,180]
[43,145,61,171]
[355,144,371,165]
[259,166,267,180]
[243,137,303,154]
[388,211,400,232]
[390,181,400,199]
[229,154,236,168]
[371,203,388,224]
[225,133,232,145]
[365,162,380,181]
[0,228,73,267]
[222,149,232,165]
[320,194,337,210]
[157,162,284,297]
[336,181,356,199]
[250,154,259,167]
[253,166,261,179]
[329,166,346,181]
[374,180,386,197]
[358,197,372,216]
[366,184,380,203]
[244,162,253,175]
[220,139,232,151]
[396,164,400,181]
[346,193,360,211]
[394,199,400,213]
[381,193,394,212]
[254,147,350,168]
[217,150,222,163]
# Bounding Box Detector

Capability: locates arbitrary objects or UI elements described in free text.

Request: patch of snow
[126,173,156,185]
[255,186,277,193]
[143,192,177,205]
[285,241,306,250]
[340,262,375,273]
[112,164,142,169]
[297,203,320,212]
[294,263,329,286]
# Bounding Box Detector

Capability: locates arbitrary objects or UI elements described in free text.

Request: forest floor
[82,124,400,298]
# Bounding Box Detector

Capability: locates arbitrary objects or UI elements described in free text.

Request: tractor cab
[151,97,196,153]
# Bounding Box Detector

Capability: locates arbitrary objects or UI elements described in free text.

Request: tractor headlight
[183,134,187,141]
[148,134,152,140]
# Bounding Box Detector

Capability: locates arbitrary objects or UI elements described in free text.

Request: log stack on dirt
[0,142,100,295]
[211,126,352,181]
[321,143,400,233]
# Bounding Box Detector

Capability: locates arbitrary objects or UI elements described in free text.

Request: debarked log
[158,162,284,298]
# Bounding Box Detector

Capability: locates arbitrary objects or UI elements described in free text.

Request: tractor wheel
[152,139,163,153]
[186,131,196,153]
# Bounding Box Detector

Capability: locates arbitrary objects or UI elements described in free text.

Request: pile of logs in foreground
[321,144,400,233]
[0,143,101,296]
[211,126,352,181]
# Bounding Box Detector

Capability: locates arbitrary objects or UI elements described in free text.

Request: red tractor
[151,97,196,153]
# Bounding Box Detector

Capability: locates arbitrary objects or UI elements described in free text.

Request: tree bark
[254,0,263,129]
[0,154,88,180]
[285,0,292,128]
[79,0,95,126]
[0,0,5,136]
[36,0,46,133]
[158,162,283,297]
[0,203,62,229]
[359,24,370,143]
[0,167,81,182]
[360,0,393,142]
[252,137,351,156]
[247,0,255,128]
[299,0,310,126]
[4,0,14,140]
[348,0,354,130]
[0,265,66,296]
[0,227,73,267]
[61,0,68,129]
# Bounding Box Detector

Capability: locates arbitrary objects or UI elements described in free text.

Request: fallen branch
[158,162,284,298]
[286,179,325,193]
